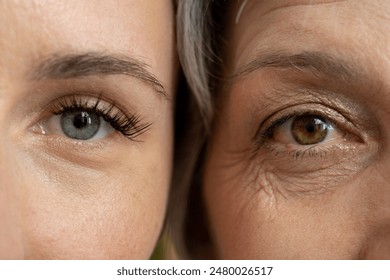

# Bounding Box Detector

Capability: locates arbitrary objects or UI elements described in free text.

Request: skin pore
[203,0,390,259]
[0,0,175,259]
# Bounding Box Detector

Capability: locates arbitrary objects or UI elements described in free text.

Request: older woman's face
[204,0,390,259]
[0,0,175,259]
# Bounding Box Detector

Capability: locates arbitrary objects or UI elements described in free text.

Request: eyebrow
[32,53,168,98]
[231,51,360,84]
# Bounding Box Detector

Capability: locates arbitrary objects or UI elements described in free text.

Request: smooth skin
[204,0,390,259]
[0,0,175,259]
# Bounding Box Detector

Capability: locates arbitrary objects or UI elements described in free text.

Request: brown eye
[291,115,329,145]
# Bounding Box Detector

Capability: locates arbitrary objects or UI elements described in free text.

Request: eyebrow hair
[231,51,359,83]
[32,53,168,98]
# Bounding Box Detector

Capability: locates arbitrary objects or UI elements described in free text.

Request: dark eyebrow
[231,51,360,84]
[32,53,167,99]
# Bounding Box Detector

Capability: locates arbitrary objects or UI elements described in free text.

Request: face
[0,0,175,259]
[203,0,390,259]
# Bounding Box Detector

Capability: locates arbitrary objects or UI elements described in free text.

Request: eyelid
[48,94,123,117]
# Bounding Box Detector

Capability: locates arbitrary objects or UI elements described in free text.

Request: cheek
[204,160,363,259]
[203,125,390,259]
[2,143,169,259]
[25,168,167,259]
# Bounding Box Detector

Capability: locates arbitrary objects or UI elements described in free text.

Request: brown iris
[291,115,329,145]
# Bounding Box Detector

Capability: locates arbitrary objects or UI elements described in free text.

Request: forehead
[228,0,390,75]
[0,0,174,78]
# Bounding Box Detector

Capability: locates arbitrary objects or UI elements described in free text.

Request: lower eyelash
[50,95,151,140]
[264,141,329,160]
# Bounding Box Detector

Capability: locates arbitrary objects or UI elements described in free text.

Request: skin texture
[0,0,175,259]
[203,0,390,259]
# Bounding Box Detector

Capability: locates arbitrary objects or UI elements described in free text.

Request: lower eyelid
[260,140,366,168]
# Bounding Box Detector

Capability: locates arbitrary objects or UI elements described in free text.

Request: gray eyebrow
[231,51,359,84]
[32,53,168,99]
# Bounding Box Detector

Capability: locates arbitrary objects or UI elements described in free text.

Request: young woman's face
[0,0,175,259]
[204,0,390,259]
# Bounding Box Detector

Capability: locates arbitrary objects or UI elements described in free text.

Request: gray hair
[177,0,214,127]
[168,0,230,258]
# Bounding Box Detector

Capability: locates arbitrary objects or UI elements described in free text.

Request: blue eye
[42,108,115,141]
[36,96,151,141]
[61,110,101,140]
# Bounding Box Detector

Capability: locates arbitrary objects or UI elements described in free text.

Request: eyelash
[49,95,151,140]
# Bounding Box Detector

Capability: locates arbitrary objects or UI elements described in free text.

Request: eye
[261,111,354,149]
[254,109,368,173]
[44,109,114,140]
[35,95,151,141]
[273,115,339,145]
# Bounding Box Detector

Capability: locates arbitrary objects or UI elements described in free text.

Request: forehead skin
[0,0,176,88]
[0,0,175,259]
[229,0,390,76]
[204,0,390,259]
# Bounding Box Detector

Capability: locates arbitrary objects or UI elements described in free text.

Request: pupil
[305,123,315,133]
[73,112,91,129]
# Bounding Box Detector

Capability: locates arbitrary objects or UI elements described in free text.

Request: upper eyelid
[47,93,130,119]
[26,71,164,119]
[233,69,374,123]
[51,95,115,115]
[242,81,380,138]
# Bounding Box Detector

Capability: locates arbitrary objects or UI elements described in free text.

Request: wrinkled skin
[204,0,390,259]
[0,0,175,259]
